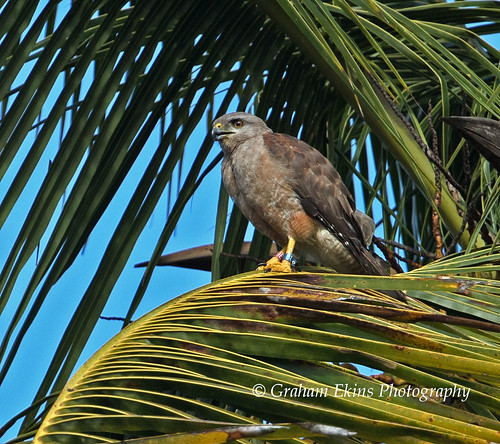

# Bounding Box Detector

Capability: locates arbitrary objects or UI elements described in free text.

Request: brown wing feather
[263,132,388,276]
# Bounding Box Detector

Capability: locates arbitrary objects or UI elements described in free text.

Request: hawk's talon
[257,256,281,271]
[257,256,294,273]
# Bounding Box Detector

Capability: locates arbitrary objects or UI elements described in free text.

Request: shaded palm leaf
[442,116,500,171]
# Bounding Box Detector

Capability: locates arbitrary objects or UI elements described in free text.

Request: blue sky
[1,6,500,440]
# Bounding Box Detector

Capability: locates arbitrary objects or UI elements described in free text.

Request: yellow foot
[257,256,293,273]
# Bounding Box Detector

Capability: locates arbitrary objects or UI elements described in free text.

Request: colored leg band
[283,253,296,265]
[274,251,284,260]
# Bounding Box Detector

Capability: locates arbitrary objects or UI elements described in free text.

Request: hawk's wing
[263,132,388,276]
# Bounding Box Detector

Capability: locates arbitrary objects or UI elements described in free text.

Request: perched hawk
[212,112,389,276]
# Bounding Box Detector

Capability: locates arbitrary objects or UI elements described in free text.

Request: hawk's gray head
[212,112,272,154]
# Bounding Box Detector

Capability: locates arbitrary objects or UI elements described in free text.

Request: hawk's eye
[231,119,244,128]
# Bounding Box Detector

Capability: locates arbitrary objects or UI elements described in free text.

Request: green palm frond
[33,249,500,443]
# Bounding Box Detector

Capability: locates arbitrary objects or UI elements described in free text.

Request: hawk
[212,112,390,276]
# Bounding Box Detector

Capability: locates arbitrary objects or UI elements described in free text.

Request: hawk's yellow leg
[258,237,296,273]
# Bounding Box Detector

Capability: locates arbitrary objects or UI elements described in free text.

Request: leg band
[274,251,285,260]
[283,253,296,265]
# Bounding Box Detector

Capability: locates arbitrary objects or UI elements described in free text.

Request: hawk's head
[212,112,272,153]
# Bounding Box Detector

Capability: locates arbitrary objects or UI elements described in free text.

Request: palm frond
[33,250,500,443]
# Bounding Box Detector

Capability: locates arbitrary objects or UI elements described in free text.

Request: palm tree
[1,1,500,442]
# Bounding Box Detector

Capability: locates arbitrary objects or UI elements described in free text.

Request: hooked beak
[212,124,234,141]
